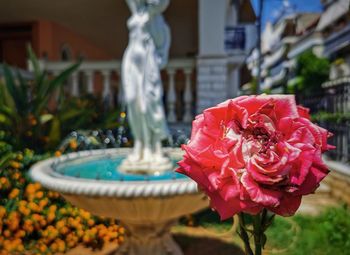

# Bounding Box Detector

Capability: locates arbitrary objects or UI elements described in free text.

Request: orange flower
[10,161,21,169]
[118,227,125,234]
[54,150,62,157]
[69,140,78,150]
[118,236,125,243]
[47,213,55,223]
[15,230,26,238]
[48,205,57,212]
[8,188,20,199]
[58,208,66,215]
[35,191,44,199]
[39,198,48,208]
[19,206,30,216]
[0,206,6,218]
[28,202,39,212]
[12,172,21,180]
[34,182,41,190]
[50,242,58,252]
[25,184,36,195]
[3,230,11,238]
[59,226,69,235]
[39,243,47,253]
[56,220,65,229]
[82,235,91,243]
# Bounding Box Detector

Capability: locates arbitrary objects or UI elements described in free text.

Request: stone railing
[33,58,196,123]
[0,64,33,81]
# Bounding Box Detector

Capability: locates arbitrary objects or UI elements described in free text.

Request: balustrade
[34,58,196,123]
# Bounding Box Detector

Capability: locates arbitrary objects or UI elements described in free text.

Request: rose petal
[296,165,329,195]
[241,172,282,207]
[269,194,302,216]
[297,105,311,119]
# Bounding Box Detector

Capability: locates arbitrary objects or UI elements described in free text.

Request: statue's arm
[126,0,138,14]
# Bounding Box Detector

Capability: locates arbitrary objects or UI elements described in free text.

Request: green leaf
[59,108,84,122]
[0,151,15,168]
[27,44,41,81]
[39,114,54,124]
[0,113,11,126]
[15,69,30,113]
[261,233,267,249]
[48,117,61,147]
[36,62,81,114]
[48,62,81,93]
[36,71,48,99]
[2,64,23,113]
[0,82,15,109]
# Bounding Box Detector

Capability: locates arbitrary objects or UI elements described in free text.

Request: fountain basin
[30,148,208,255]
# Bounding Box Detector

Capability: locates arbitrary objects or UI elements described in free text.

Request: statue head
[146,0,170,13]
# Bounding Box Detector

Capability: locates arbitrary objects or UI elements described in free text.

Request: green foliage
[266,206,350,255]
[294,50,330,95]
[311,111,350,123]
[0,45,80,152]
[56,95,124,133]
[190,206,350,255]
[250,78,258,94]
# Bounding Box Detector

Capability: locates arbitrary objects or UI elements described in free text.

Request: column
[198,0,226,56]
[85,70,94,94]
[102,70,112,107]
[71,71,79,97]
[52,70,61,102]
[166,69,177,123]
[183,68,193,122]
[197,0,228,114]
[227,66,240,98]
[116,68,123,106]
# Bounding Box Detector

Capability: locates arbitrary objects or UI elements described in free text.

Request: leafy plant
[312,111,350,124]
[294,50,330,96]
[265,206,350,255]
[0,45,80,152]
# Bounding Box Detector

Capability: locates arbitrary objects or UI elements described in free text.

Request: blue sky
[251,0,323,25]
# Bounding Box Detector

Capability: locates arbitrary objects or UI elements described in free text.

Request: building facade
[247,0,350,93]
[247,12,320,93]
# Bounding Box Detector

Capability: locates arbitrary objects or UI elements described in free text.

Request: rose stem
[253,213,263,255]
[238,213,254,255]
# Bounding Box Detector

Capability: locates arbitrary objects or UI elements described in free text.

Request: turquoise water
[54,156,187,181]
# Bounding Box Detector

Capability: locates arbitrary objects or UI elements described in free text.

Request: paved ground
[63,230,244,255]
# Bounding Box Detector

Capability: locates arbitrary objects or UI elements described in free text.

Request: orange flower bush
[0,147,125,254]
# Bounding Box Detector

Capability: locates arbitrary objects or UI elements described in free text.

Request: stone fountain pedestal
[30,148,208,255]
[64,194,206,255]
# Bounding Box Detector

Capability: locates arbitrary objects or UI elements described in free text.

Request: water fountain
[30,0,208,254]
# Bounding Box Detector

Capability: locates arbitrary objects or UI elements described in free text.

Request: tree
[295,50,330,95]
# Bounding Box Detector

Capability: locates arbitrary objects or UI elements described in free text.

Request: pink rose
[177,95,334,219]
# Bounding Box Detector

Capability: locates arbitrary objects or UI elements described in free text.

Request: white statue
[121,0,172,173]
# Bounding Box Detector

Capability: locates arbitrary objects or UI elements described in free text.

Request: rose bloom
[177,95,334,219]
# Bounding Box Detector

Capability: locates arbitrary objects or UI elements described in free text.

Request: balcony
[225,24,257,55]
[225,26,245,52]
[324,23,350,57]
